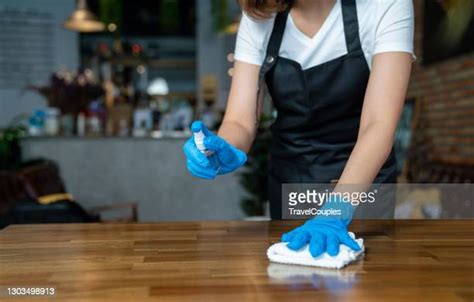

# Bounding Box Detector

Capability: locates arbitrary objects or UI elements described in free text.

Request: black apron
[260,0,397,220]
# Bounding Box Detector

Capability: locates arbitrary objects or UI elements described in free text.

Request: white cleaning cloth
[267,232,364,269]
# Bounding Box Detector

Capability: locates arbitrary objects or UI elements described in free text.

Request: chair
[0,172,31,227]
[16,159,138,223]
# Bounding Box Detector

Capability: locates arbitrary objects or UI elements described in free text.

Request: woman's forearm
[337,121,395,187]
[335,52,411,190]
[218,120,256,153]
[216,61,261,153]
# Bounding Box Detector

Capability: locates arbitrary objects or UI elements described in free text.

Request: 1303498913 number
[3,287,55,296]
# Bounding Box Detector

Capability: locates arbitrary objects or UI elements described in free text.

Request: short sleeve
[374,0,415,59]
[234,13,268,66]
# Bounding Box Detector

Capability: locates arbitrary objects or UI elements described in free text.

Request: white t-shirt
[234,0,415,70]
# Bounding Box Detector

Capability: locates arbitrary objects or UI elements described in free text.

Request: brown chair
[16,160,138,223]
[16,160,66,200]
[88,202,138,223]
[0,172,30,215]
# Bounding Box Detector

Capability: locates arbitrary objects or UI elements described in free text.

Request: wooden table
[0,220,473,301]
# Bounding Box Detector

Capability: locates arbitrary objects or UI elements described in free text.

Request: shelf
[110,57,195,69]
[22,130,191,141]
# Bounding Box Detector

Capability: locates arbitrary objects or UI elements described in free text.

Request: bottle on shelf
[77,112,86,137]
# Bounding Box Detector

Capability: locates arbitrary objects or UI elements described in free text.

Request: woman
[183,0,414,257]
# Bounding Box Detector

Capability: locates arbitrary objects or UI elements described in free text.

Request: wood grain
[0,220,473,301]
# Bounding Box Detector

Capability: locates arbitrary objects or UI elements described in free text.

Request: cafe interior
[0,0,472,225]
[0,0,473,300]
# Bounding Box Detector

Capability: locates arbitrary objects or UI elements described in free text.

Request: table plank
[0,220,473,301]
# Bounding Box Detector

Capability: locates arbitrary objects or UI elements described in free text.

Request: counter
[0,219,472,301]
[21,136,246,221]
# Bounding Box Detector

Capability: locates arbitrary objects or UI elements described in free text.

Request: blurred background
[0,0,472,226]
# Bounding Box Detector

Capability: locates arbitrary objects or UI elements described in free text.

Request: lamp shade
[64,0,105,33]
[147,78,169,96]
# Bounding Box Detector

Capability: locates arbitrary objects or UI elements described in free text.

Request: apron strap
[261,0,364,77]
[341,0,363,54]
[259,8,290,80]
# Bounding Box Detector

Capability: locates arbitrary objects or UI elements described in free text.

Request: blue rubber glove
[183,121,247,179]
[281,196,361,258]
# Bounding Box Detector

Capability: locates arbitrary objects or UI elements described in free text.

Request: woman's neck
[292,0,336,19]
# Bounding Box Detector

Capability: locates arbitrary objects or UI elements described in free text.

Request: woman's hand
[183,60,260,179]
[281,218,361,258]
[183,121,247,179]
[281,195,360,258]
